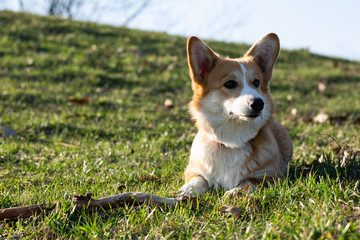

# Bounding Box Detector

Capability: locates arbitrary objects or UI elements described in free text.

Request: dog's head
[187,33,280,146]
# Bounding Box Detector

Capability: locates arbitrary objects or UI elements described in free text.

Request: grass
[0,10,359,239]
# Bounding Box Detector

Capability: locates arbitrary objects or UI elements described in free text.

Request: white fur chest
[189,132,253,190]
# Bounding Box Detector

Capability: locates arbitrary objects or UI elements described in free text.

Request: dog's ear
[245,33,280,82]
[187,36,219,83]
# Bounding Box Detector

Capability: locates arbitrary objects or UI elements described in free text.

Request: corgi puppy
[179,33,293,196]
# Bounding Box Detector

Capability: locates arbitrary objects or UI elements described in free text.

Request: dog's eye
[253,79,260,88]
[224,80,237,89]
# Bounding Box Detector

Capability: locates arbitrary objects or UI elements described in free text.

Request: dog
[178,33,293,196]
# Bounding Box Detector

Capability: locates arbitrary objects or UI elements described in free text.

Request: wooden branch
[0,203,57,220]
[0,192,197,221]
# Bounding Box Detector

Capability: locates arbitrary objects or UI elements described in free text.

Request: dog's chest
[191,134,253,190]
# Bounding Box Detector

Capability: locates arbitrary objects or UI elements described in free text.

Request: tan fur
[179,33,293,196]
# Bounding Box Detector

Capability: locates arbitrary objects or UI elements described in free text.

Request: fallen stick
[0,192,197,221]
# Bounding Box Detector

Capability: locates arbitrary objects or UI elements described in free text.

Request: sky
[2,0,360,61]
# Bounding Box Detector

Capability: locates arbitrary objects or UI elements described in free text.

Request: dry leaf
[318,82,327,92]
[68,96,90,104]
[313,112,329,123]
[164,98,174,109]
[26,58,34,65]
[219,206,243,218]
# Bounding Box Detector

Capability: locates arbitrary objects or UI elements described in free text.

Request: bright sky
[2,0,360,61]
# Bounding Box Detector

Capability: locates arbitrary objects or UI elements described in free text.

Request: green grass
[0,10,359,239]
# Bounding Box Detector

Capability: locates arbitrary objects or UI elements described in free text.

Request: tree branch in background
[18,0,25,11]
[48,0,83,18]
[122,0,151,26]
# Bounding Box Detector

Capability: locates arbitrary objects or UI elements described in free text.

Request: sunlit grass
[0,10,359,239]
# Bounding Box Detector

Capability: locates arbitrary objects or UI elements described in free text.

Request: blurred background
[1,0,360,61]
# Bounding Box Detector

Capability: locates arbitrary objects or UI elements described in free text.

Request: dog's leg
[224,181,257,198]
[178,176,209,196]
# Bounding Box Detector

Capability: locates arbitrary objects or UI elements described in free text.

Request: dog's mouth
[229,112,261,120]
[246,114,260,118]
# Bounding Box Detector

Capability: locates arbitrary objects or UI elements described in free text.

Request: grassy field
[0,11,359,239]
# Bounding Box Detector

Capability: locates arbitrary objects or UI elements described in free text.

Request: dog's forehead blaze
[239,59,270,93]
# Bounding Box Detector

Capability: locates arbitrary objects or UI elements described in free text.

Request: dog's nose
[250,98,264,113]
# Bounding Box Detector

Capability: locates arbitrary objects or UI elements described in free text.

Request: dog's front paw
[178,183,206,196]
[178,176,208,196]
[178,183,203,196]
